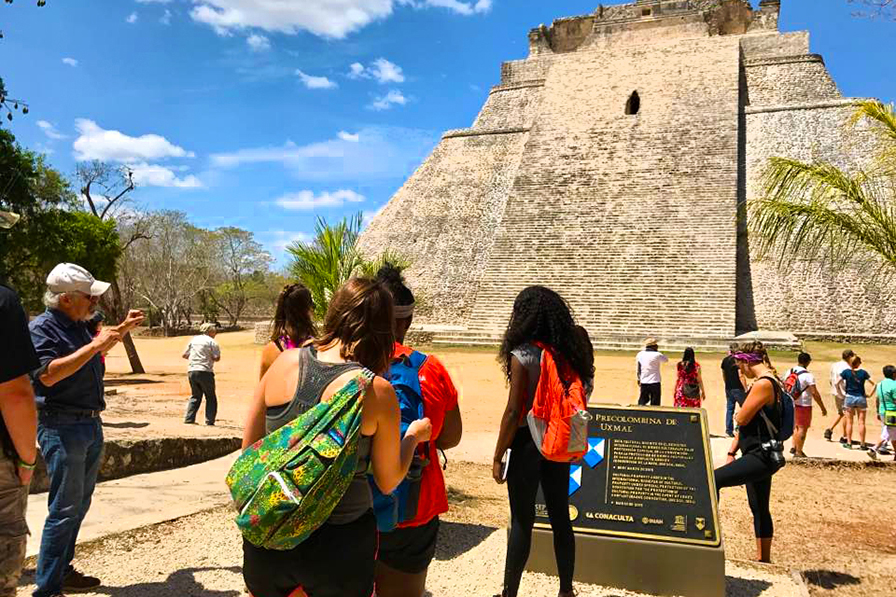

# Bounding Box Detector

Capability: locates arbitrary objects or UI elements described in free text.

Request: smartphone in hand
[501,449,511,481]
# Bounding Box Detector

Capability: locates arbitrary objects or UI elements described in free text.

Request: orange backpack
[526,342,590,462]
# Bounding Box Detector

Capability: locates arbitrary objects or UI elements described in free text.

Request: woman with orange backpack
[239,278,432,597]
[492,286,594,597]
[373,263,463,597]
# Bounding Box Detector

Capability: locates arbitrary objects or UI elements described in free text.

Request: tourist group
[3,243,896,596]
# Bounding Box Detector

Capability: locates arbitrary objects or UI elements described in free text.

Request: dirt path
[104,331,889,447]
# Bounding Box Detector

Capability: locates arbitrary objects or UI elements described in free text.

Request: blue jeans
[725,389,745,436]
[34,416,104,597]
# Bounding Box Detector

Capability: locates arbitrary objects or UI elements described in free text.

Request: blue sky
[2,0,894,266]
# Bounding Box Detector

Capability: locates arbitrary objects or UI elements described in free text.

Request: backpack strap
[756,376,782,439]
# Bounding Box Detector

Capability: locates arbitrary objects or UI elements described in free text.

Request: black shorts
[242,510,377,597]
[377,516,440,574]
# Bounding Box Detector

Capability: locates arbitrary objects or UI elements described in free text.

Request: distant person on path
[673,347,705,408]
[258,283,316,380]
[636,338,668,406]
[786,353,826,458]
[714,341,785,563]
[838,356,873,449]
[373,264,462,597]
[182,323,221,426]
[492,286,594,597]
[868,366,896,461]
[721,343,746,437]
[240,278,431,597]
[29,263,144,597]
[0,210,40,597]
[824,349,855,443]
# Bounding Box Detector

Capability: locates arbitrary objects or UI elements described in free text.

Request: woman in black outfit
[714,340,784,563]
[492,286,594,597]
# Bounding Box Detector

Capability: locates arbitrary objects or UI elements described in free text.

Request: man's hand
[120,310,145,332]
[16,463,33,486]
[821,405,828,417]
[91,327,122,352]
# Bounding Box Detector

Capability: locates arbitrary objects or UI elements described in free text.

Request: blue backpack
[370,350,430,532]
[759,375,795,442]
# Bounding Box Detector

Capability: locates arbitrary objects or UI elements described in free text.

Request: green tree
[286,213,415,320]
[287,213,366,321]
[210,227,273,327]
[749,100,896,270]
[0,129,122,311]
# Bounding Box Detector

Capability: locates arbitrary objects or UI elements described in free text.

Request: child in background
[868,366,896,461]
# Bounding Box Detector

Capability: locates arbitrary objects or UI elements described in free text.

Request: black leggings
[242,510,376,597]
[503,427,575,596]
[714,451,775,538]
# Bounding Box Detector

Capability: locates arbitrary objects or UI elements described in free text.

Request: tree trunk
[107,278,145,374]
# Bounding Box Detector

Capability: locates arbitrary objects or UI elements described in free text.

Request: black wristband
[727,451,737,457]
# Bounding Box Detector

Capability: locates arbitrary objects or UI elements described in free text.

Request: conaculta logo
[588,512,635,523]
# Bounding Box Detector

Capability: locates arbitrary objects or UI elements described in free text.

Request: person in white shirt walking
[182,323,221,425]
[636,338,668,406]
[787,353,826,458]
[824,349,854,443]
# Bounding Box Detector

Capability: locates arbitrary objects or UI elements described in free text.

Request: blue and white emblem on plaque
[568,465,582,496]
[584,438,606,468]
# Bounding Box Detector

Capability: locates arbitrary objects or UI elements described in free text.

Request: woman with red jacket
[374,264,463,597]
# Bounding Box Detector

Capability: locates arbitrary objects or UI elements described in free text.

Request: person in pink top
[258,283,316,380]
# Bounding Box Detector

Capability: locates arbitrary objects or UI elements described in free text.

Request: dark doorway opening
[625,91,641,115]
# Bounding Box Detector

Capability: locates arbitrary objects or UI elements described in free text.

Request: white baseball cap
[46,263,111,296]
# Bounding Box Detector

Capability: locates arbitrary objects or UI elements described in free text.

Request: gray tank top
[265,347,373,525]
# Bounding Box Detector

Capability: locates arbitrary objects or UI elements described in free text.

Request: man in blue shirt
[29,263,143,597]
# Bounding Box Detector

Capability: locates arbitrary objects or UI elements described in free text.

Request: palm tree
[287,213,365,321]
[286,213,414,320]
[749,100,896,271]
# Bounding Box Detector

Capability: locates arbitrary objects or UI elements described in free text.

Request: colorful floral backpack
[226,369,374,550]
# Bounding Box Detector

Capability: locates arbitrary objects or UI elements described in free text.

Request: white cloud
[126,12,139,24]
[210,126,437,182]
[246,33,271,51]
[189,0,492,39]
[129,163,204,188]
[402,0,492,15]
[275,189,365,210]
[73,119,195,162]
[337,131,360,142]
[160,9,172,25]
[369,89,407,111]
[295,69,337,90]
[37,120,67,140]
[264,230,312,256]
[348,58,405,84]
[62,57,79,67]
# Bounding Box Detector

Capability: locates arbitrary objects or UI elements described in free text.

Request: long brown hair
[315,278,395,374]
[271,283,317,350]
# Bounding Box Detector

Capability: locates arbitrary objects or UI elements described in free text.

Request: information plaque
[526,405,725,597]
[534,405,720,546]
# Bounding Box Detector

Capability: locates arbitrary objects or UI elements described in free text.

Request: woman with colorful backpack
[238,278,432,597]
[673,347,705,408]
[492,286,594,597]
[714,341,785,563]
[372,263,463,597]
[258,283,317,379]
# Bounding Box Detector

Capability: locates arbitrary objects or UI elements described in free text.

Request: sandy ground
[103,331,889,447]
[75,332,895,597]
[18,460,894,597]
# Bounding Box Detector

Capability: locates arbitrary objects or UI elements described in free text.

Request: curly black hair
[375,262,414,309]
[498,286,594,386]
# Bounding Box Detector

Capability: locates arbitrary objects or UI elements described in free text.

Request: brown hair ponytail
[270,283,316,350]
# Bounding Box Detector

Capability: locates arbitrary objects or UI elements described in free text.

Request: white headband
[394,303,415,319]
